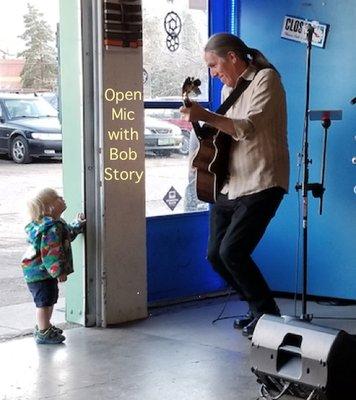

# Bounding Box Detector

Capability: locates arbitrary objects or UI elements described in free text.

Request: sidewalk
[0,297,66,341]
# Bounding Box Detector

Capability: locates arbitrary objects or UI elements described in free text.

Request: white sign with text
[281,15,328,48]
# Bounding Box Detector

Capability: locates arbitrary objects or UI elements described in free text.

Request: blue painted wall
[239,0,356,298]
[146,0,356,303]
[147,213,226,303]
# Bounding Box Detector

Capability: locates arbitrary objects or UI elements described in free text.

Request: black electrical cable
[260,382,291,400]
[211,288,253,324]
[211,287,237,324]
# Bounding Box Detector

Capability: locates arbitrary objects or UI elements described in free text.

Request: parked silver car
[144,116,183,156]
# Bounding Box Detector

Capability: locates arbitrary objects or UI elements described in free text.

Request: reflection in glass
[144,109,208,217]
[142,0,209,102]
[142,0,209,216]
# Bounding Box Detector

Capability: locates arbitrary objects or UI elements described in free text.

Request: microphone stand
[306,109,342,215]
[318,117,330,215]
[297,25,315,322]
[295,28,342,321]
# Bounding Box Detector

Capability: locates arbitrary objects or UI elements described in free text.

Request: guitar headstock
[182,77,201,107]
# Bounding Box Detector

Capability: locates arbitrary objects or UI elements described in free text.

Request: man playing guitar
[180,33,290,338]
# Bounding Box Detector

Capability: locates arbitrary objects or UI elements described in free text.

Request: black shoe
[233,310,254,330]
[242,316,260,338]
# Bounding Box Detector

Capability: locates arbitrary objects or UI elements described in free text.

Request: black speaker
[250,315,356,399]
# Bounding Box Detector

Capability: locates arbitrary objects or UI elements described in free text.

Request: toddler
[21,188,85,344]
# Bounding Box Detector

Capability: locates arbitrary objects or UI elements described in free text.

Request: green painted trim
[59,0,85,325]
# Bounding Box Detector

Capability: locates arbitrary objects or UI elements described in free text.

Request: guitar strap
[215,78,251,116]
[197,78,251,138]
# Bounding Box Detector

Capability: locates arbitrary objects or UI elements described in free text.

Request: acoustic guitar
[182,77,245,203]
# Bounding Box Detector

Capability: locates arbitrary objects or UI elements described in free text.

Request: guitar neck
[183,96,204,138]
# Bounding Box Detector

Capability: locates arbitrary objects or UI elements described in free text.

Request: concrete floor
[1,297,356,400]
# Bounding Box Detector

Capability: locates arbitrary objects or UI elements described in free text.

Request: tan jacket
[221,65,290,199]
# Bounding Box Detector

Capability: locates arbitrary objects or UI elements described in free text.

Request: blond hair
[27,188,59,222]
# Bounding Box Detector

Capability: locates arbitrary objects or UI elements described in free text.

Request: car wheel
[179,134,190,155]
[11,136,32,164]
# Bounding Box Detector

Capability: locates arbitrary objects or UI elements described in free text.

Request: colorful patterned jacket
[21,216,85,283]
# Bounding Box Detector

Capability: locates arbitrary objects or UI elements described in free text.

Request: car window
[43,94,58,110]
[3,98,58,119]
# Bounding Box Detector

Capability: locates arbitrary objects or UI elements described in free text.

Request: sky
[0,0,205,58]
[0,0,59,57]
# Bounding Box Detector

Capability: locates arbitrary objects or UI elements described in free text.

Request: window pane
[142,0,209,102]
[144,109,209,217]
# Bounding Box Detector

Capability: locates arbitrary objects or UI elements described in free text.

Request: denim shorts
[27,278,59,308]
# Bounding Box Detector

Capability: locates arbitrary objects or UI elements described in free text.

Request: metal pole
[319,121,330,215]
[301,25,314,321]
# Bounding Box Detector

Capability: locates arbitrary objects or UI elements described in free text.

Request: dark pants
[27,278,59,308]
[207,187,285,317]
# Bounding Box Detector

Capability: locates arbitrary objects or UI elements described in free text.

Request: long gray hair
[204,33,278,74]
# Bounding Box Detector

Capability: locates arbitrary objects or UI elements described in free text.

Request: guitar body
[192,129,231,203]
[182,76,250,204]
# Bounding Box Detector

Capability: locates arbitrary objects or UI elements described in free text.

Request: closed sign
[281,15,328,48]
